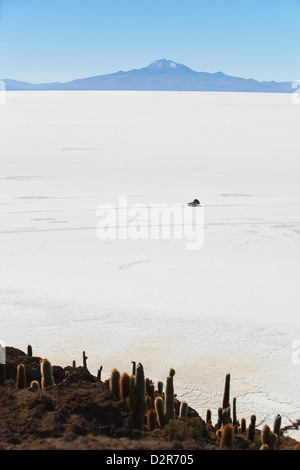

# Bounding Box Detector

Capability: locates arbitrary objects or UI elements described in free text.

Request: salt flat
[0,91,300,429]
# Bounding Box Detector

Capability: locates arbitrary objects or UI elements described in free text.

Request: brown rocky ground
[0,347,298,450]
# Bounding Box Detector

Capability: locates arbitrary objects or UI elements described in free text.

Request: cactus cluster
[6,344,287,450]
[108,364,186,432]
[15,358,55,391]
[106,364,286,450]
[260,424,279,450]
[4,345,56,391]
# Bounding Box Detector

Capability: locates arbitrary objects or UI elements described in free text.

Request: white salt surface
[0,91,300,433]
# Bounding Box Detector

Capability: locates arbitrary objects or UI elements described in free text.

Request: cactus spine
[16,363,26,389]
[40,359,55,389]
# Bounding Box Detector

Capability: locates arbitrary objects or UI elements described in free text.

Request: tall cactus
[232,397,237,426]
[145,378,150,395]
[261,424,271,446]
[240,418,246,434]
[220,424,234,449]
[179,401,188,418]
[127,374,136,411]
[155,397,164,428]
[222,374,230,410]
[41,359,55,388]
[222,408,231,425]
[132,363,146,429]
[164,374,175,424]
[109,368,120,400]
[97,365,103,381]
[269,433,278,450]
[157,381,163,395]
[147,409,156,431]
[217,407,223,429]
[206,409,212,424]
[146,395,153,412]
[273,414,281,449]
[82,351,88,369]
[248,415,256,441]
[16,363,26,389]
[120,372,130,401]
[148,383,155,408]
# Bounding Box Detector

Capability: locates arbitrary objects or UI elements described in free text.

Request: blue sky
[0,0,299,83]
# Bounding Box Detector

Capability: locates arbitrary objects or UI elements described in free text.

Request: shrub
[163,418,204,441]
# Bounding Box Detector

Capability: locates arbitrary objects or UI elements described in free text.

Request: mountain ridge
[2,59,293,93]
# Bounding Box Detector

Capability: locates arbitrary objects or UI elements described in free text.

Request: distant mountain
[2,59,293,93]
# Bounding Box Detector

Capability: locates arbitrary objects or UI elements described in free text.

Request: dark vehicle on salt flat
[187,199,201,207]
